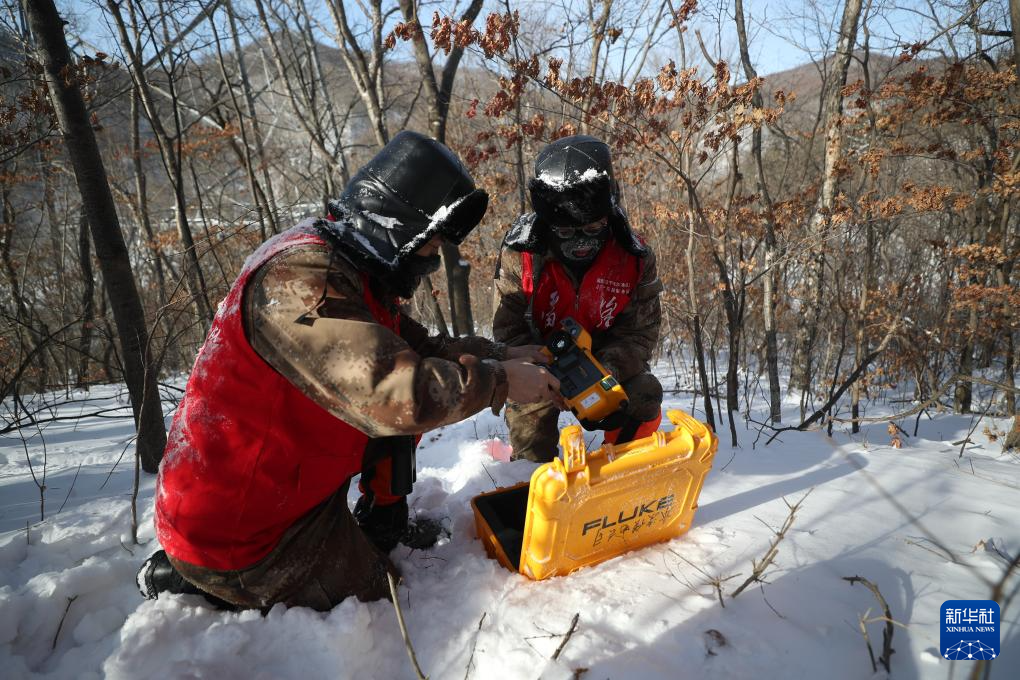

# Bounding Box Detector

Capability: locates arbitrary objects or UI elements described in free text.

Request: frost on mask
[554,234,606,265]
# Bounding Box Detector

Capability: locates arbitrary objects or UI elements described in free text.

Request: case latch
[559,424,587,473]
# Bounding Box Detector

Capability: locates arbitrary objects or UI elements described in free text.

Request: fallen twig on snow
[52,595,78,650]
[387,572,428,680]
[551,613,580,660]
[730,490,811,598]
[843,576,899,673]
[56,462,83,516]
[670,549,739,608]
[758,583,786,619]
[959,402,992,458]
[828,373,1019,429]
[463,612,486,680]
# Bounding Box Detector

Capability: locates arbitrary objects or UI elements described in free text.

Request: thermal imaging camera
[541,318,628,422]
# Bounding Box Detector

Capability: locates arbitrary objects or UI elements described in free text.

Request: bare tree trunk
[252,0,349,187]
[188,159,229,288]
[107,0,213,331]
[1,183,27,320]
[293,0,350,186]
[580,0,613,135]
[76,208,95,387]
[1002,0,1019,420]
[1005,337,1020,451]
[686,212,715,431]
[0,163,53,380]
[225,0,279,235]
[0,178,50,392]
[954,311,978,413]
[418,276,449,335]
[513,96,527,214]
[130,86,169,313]
[851,224,875,432]
[710,139,744,447]
[1006,413,1020,452]
[440,242,474,335]
[850,11,880,433]
[155,1,214,324]
[398,0,439,139]
[209,8,269,241]
[1012,0,1020,82]
[325,0,389,146]
[1005,331,1016,416]
[27,0,166,472]
[709,319,723,427]
[397,0,484,335]
[789,0,864,396]
[41,150,70,385]
[955,223,980,414]
[734,0,781,423]
[508,0,527,215]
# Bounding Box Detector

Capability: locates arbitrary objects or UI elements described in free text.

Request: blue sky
[52,0,1011,79]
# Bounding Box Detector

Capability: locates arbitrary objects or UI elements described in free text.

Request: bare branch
[843,576,897,673]
[731,491,812,598]
[387,573,428,680]
[551,613,580,660]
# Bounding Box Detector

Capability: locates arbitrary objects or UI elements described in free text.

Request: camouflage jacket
[492,241,663,383]
[245,242,509,437]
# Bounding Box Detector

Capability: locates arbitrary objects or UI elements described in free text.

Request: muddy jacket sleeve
[243,245,508,437]
[492,246,535,346]
[592,247,663,383]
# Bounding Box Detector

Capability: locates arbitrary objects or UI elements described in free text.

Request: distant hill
[760,51,905,124]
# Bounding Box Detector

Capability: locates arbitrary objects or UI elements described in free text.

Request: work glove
[354,496,447,553]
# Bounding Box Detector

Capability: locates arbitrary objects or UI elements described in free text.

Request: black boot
[354,496,447,553]
[137,550,235,610]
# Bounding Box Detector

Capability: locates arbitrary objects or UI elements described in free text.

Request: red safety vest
[522,238,642,338]
[155,221,400,570]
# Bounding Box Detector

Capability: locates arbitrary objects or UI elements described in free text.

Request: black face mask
[405,253,442,278]
[550,232,608,267]
[386,253,442,299]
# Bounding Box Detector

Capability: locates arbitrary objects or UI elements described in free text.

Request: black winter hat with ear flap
[503,135,647,257]
[321,130,489,298]
[528,134,617,228]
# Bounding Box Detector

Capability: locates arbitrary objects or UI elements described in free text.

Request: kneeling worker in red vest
[493,135,664,462]
[139,131,563,611]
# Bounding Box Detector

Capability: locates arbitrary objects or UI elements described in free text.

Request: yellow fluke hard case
[472,409,717,580]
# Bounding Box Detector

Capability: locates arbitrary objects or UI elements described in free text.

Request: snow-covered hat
[323,131,488,295]
[528,135,616,228]
[505,135,647,257]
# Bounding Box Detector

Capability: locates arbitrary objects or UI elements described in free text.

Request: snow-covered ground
[1,369,1017,679]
